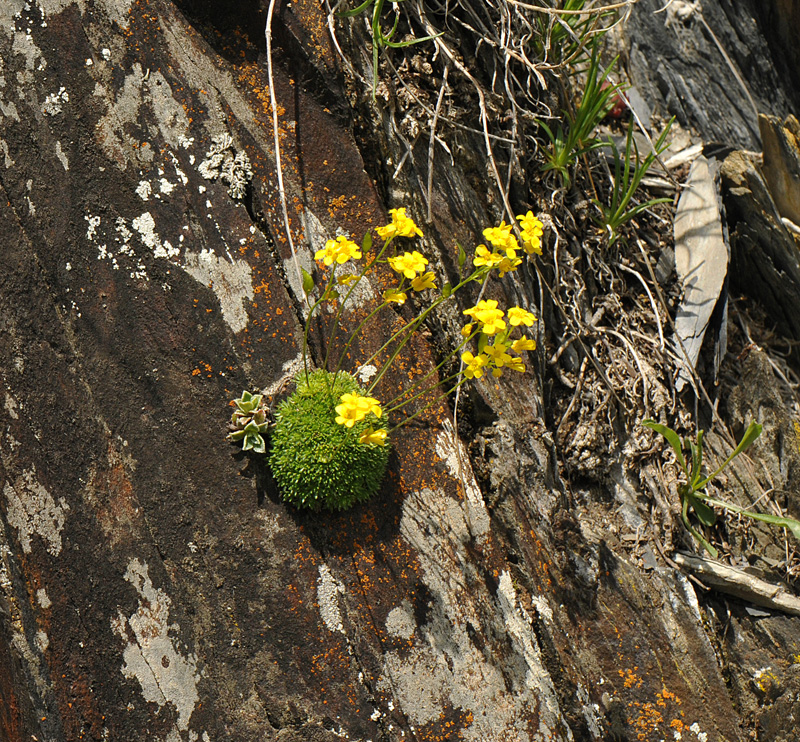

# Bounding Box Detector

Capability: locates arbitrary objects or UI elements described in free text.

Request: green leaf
[700,495,800,541]
[301,268,315,295]
[442,282,452,298]
[688,493,717,527]
[457,242,467,269]
[696,420,763,490]
[731,420,763,458]
[477,333,488,354]
[250,434,267,454]
[337,0,374,18]
[362,231,373,253]
[642,420,688,475]
[690,430,704,488]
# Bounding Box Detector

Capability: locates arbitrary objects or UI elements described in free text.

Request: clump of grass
[594,117,674,243]
[538,44,623,187]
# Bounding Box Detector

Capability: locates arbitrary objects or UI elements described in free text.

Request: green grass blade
[643,420,688,475]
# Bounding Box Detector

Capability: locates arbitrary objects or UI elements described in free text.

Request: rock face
[0,2,799,742]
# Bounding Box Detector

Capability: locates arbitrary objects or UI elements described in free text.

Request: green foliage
[643,419,800,557]
[227,391,270,453]
[593,118,674,243]
[339,0,441,97]
[269,370,390,511]
[538,45,622,187]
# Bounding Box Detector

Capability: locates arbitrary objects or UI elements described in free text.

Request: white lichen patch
[356,364,377,384]
[378,646,449,726]
[36,587,51,609]
[576,683,603,739]
[34,629,49,652]
[317,564,346,634]
[496,570,565,728]
[132,212,179,259]
[135,180,152,200]
[182,249,254,334]
[54,141,68,170]
[386,603,416,640]
[94,65,189,169]
[86,214,101,240]
[110,558,199,731]
[380,487,574,741]
[433,421,490,540]
[4,392,19,419]
[198,133,252,199]
[42,86,68,115]
[4,467,69,556]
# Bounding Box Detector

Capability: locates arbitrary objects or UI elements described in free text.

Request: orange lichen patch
[620,667,643,689]
[626,687,684,741]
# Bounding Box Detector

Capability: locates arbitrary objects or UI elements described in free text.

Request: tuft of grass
[538,44,622,187]
[593,117,674,244]
[269,370,390,511]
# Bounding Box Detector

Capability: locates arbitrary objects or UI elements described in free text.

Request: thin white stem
[266,0,303,291]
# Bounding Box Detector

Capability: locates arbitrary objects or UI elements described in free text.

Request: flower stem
[382,331,478,409]
[388,377,470,433]
[302,269,338,385]
[321,235,395,374]
[364,270,486,395]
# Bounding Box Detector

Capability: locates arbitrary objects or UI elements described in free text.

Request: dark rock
[721,151,800,346]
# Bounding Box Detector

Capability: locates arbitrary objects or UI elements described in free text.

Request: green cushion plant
[269,370,390,511]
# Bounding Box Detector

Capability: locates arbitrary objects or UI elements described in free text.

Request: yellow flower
[355,395,382,419]
[484,341,512,369]
[315,235,362,266]
[507,306,536,327]
[376,207,423,240]
[411,271,436,291]
[388,250,428,279]
[506,356,526,373]
[511,335,536,352]
[337,274,359,286]
[483,221,520,254]
[461,351,488,379]
[517,211,543,255]
[496,254,522,278]
[461,323,474,338]
[334,392,382,427]
[314,243,339,266]
[359,427,388,446]
[383,289,407,305]
[463,299,506,335]
[335,393,365,427]
[473,244,504,269]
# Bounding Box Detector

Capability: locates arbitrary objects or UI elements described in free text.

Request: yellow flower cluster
[376,207,424,240]
[483,221,520,254]
[461,302,537,378]
[472,211,545,278]
[315,235,362,266]
[517,211,544,255]
[335,392,382,428]
[463,299,507,335]
[388,250,428,279]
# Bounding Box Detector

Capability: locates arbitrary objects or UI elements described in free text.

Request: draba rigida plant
[229,207,544,510]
